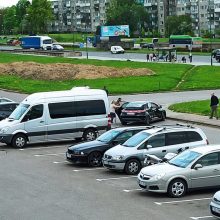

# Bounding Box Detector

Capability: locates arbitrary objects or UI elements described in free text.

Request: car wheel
[125,159,141,175]
[161,112,166,121]
[83,129,97,141]
[168,179,187,198]
[144,116,150,125]
[12,134,27,148]
[88,151,103,167]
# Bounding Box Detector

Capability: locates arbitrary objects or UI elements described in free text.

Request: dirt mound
[0,62,155,80]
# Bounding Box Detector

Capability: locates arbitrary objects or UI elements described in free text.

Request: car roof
[190,145,220,154]
[112,126,149,132]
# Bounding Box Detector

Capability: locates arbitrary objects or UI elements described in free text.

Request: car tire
[168,178,187,198]
[144,116,150,125]
[125,159,141,175]
[161,112,166,121]
[83,129,97,141]
[12,134,27,148]
[88,151,103,167]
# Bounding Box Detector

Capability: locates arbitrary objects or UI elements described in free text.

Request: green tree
[165,15,193,37]
[3,6,17,34]
[27,0,53,34]
[106,0,148,36]
[16,0,31,34]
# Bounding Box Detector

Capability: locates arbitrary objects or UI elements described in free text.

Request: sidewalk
[165,108,220,128]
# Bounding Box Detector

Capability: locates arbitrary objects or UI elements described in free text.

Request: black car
[0,101,19,120]
[66,127,146,167]
[120,101,166,125]
[140,43,154,49]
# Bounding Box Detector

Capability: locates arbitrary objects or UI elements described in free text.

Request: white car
[52,44,64,51]
[110,46,124,54]
[210,190,220,218]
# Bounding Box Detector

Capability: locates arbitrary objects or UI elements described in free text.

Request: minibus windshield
[9,104,30,120]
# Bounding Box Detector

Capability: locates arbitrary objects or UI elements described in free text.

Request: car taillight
[107,114,111,130]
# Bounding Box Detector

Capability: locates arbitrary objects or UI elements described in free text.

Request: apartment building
[49,0,106,33]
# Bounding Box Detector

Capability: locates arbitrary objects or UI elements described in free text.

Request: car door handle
[40,121,44,123]
[185,147,189,150]
[162,150,166,152]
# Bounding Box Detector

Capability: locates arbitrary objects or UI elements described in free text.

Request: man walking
[210,93,219,119]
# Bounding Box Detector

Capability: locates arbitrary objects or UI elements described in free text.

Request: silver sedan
[137,145,220,198]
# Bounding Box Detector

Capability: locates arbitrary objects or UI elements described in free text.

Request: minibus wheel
[12,134,27,148]
[83,129,97,141]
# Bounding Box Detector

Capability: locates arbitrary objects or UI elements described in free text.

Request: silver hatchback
[138,145,220,197]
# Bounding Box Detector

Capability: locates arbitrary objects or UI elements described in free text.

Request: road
[81,51,219,66]
[0,119,219,220]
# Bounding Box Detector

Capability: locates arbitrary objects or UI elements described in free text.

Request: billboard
[101,25,130,37]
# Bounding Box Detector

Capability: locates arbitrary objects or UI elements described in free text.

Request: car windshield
[169,150,202,168]
[122,132,150,147]
[9,103,30,120]
[125,102,145,110]
[97,130,121,143]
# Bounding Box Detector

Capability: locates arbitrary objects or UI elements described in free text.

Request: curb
[166,116,220,129]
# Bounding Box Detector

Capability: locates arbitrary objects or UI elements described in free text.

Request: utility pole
[209,0,213,66]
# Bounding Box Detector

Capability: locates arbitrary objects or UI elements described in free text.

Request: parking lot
[0,120,220,220]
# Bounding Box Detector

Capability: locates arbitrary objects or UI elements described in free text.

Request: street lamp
[209,0,213,66]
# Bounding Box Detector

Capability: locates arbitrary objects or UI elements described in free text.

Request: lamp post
[209,0,213,66]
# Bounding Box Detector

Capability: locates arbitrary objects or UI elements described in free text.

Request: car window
[166,132,187,145]
[25,104,43,121]
[196,152,220,167]
[150,103,158,108]
[114,131,133,142]
[147,134,165,148]
[186,131,202,142]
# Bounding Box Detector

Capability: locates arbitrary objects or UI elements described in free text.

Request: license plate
[66,153,71,158]
[212,206,220,214]
[127,112,135,115]
[139,180,146,186]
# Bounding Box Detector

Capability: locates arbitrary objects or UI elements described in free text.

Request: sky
[0,0,19,8]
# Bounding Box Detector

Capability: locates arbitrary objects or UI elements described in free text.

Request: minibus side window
[22,104,43,122]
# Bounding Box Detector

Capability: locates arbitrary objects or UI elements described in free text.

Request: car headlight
[0,127,10,134]
[151,173,166,181]
[80,152,84,155]
[113,155,124,161]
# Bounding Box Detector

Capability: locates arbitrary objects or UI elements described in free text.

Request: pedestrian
[103,86,109,96]
[182,56,186,63]
[165,54,169,62]
[115,98,124,120]
[149,53,153,61]
[210,93,219,119]
[189,52,192,63]
[110,100,118,123]
[146,54,149,62]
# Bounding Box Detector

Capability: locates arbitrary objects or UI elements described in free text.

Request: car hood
[0,118,19,129]
[140,163,182,176]
[68,140,107,151]
[105,144,135,156]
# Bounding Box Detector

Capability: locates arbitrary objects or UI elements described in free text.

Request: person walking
[210,93,219,119]
[146,54,149,62]
[189,52,192,63]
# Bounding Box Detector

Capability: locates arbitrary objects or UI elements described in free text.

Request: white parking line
[155,197,212,205]
[53,161,71,164]
[73,167,105,172]
[34,153,64,157]
[190,216,213,219]
[123,188,143,192]
[96,176,137,182]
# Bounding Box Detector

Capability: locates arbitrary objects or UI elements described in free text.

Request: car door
[190,152,220,188]
[23,104,46,143]
[141,133,166,159]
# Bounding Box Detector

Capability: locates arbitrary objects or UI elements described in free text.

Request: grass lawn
[178,66,220,91]
[0,52,191,94]
[168,100,218,117]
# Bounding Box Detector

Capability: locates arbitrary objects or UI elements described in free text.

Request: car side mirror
[112,140,119,146]
[194,164,203,170]
[147,145,152,149]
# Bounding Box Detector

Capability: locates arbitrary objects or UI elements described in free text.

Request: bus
[169,35,202,49]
